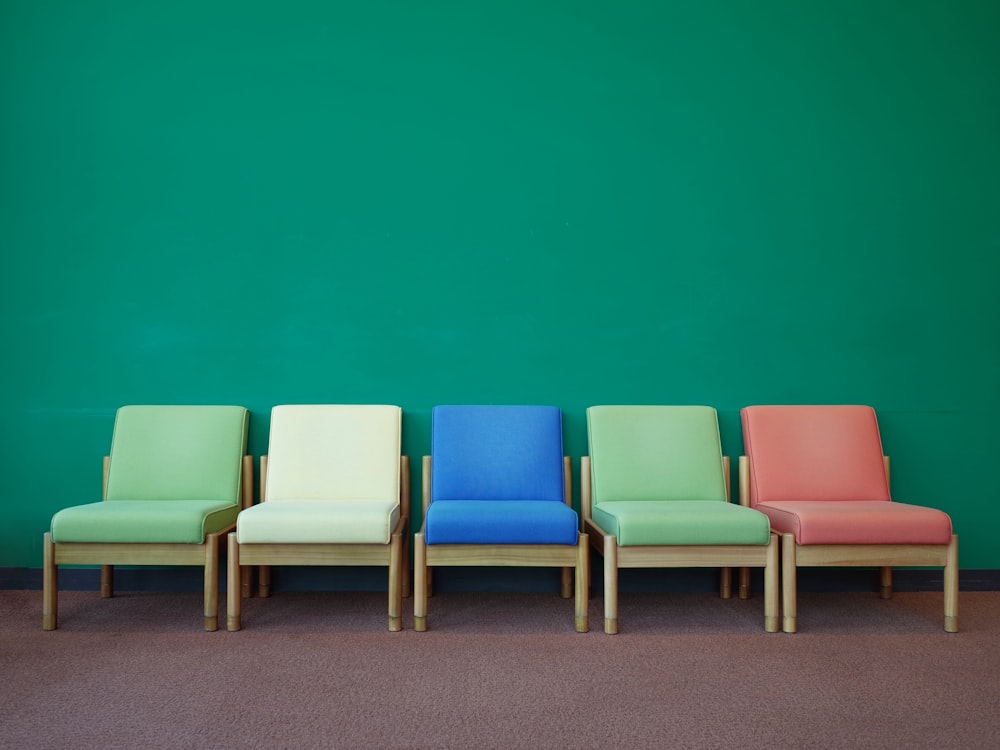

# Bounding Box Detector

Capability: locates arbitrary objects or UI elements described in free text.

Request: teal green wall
[2,1,998,571]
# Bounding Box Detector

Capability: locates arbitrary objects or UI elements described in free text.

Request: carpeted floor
[2,588,998,749]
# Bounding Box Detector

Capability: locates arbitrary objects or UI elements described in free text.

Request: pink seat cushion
[757,501,953,545]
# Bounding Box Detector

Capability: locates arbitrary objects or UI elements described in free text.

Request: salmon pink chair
[740,405,958,632]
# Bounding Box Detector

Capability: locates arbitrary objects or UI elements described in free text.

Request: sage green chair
[226,405,409,632]
[583,405,778,634]
[43,405,252,631]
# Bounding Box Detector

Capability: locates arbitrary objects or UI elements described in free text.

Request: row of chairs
[42,404,959,634]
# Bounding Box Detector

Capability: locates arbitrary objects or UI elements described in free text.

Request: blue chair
[413,405,589,632]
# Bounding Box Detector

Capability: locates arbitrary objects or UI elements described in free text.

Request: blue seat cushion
[425,500,579,545]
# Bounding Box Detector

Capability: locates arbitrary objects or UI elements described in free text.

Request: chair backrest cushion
[105,405,249,503]
[741,405,891,506]
[431,405,564,503]
[587,405,727,504]
[265,404,401,502]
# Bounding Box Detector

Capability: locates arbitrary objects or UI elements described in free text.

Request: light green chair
[43,405,252,631]
[226,405,409,632]
[583,405,778,634]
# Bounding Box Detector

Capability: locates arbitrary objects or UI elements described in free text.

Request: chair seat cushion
[51,500,239,544]
[757,501,953,545]
[425,500,579,545]
[236,500,400,544]
[593,501,772,546]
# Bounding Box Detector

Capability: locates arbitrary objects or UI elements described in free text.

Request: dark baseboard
[3,565,999,593]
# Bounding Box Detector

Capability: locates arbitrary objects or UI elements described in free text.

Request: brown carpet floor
[2,588,998,749]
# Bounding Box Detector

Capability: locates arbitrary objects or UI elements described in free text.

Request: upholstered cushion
[264,405,400,503]
[105,405,249,503]
[51,500,240,543]
[593,501,772,546]
[431,405,565,503]
[236,500,400,544]
[424,500,579,545]
[587,405,727,504]
[756,501,953,545]
[741,405,890,506]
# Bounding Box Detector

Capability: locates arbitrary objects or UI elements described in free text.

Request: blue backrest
[430,405,565,503]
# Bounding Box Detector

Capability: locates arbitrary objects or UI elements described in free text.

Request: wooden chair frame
[582,455,779,635]
[43,455,254,632]
[226,455,411,632]
[738,455,959,633]
[414,456,589,633]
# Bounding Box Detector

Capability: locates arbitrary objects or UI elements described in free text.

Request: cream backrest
[264,405,401,503]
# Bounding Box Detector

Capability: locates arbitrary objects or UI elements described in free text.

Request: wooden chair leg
[944,534,959,633]
[203,533,220,631]
[781,533,798,633]
[603,535,618,634]
[720,566,732,599]
[42,533,57,631]
[561,566,572,599]
[402,527,411,599]
[413,532,427,631]
[388,532,402,631]
[226,533,241,632]
[764,534,779,632]
[738,566,751,600]
[259,566,272,598]
[101,565,114,598]
[879,566,893,600]
[575,534,589,633]
[240,566,253,599]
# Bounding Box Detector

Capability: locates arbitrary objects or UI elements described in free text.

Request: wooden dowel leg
[604,535,618,635]
[203,533,219,632]
[227,533,241,632]
[259,565,271,598]
[413,533,427,632]
[402,528,411,599]
[944,535,959,633]
[388,533,402,631]
[781,533,798,633]
[561,566,572,599]
[739,566,751,600]
[720,566,732,599]
[575,534,589,633]
[764,534,779,633]
[879,566,893,600]
[42,533,57,631]
[101,565,114,598]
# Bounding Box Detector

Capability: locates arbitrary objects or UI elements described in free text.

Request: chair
[43,405,252,631]
[583,405,778,634]
[740,405,958,633]
[414,405,588,632]
[226,404,408,632]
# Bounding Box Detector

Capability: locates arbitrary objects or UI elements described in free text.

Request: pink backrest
[741,405,891,507]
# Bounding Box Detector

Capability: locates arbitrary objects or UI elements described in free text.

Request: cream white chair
[226,404,409,631]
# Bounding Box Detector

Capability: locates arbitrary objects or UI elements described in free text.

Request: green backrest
[104,405,249,503]
[587,405,727,504]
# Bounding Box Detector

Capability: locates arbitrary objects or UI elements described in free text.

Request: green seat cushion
[593,500,772,546]
[51,500,240,543]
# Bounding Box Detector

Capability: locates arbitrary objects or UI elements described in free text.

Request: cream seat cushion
[236,499,400,544]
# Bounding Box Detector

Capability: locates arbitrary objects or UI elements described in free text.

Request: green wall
[2,1,998,573]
